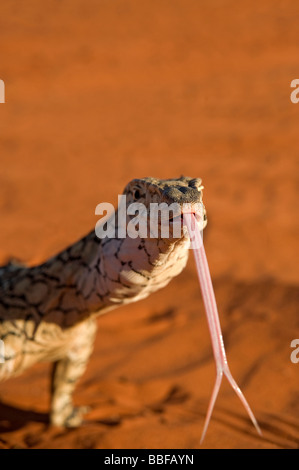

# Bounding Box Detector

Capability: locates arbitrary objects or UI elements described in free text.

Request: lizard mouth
[167,210,207,237]
[168,211,206,225]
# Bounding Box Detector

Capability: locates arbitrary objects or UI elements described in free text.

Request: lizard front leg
[50,318,97,427]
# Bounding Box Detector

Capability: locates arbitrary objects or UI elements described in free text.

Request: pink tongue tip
[183,213,262,444]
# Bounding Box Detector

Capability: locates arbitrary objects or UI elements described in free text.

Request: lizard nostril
[163,185,202,204]
[189,178,202,189]
[178,187,189,194]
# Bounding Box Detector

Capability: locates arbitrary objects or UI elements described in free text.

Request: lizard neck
[38,230,105,326]
[40,221,189,328]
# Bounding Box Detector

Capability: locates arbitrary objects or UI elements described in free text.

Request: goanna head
[122,176,208,238]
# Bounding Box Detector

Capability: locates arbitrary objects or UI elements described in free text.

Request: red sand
[0,0,298,449]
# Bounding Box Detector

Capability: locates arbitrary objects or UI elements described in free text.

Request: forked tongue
[183,212,261,444]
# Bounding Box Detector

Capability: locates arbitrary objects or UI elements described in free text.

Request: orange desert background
[0,0,298,449]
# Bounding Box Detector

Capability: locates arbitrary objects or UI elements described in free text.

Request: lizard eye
[133,189,142,200]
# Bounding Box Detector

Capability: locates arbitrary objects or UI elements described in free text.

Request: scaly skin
[0,176,206,426]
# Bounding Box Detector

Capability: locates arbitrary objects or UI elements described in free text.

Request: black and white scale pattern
[0,176,206,426]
